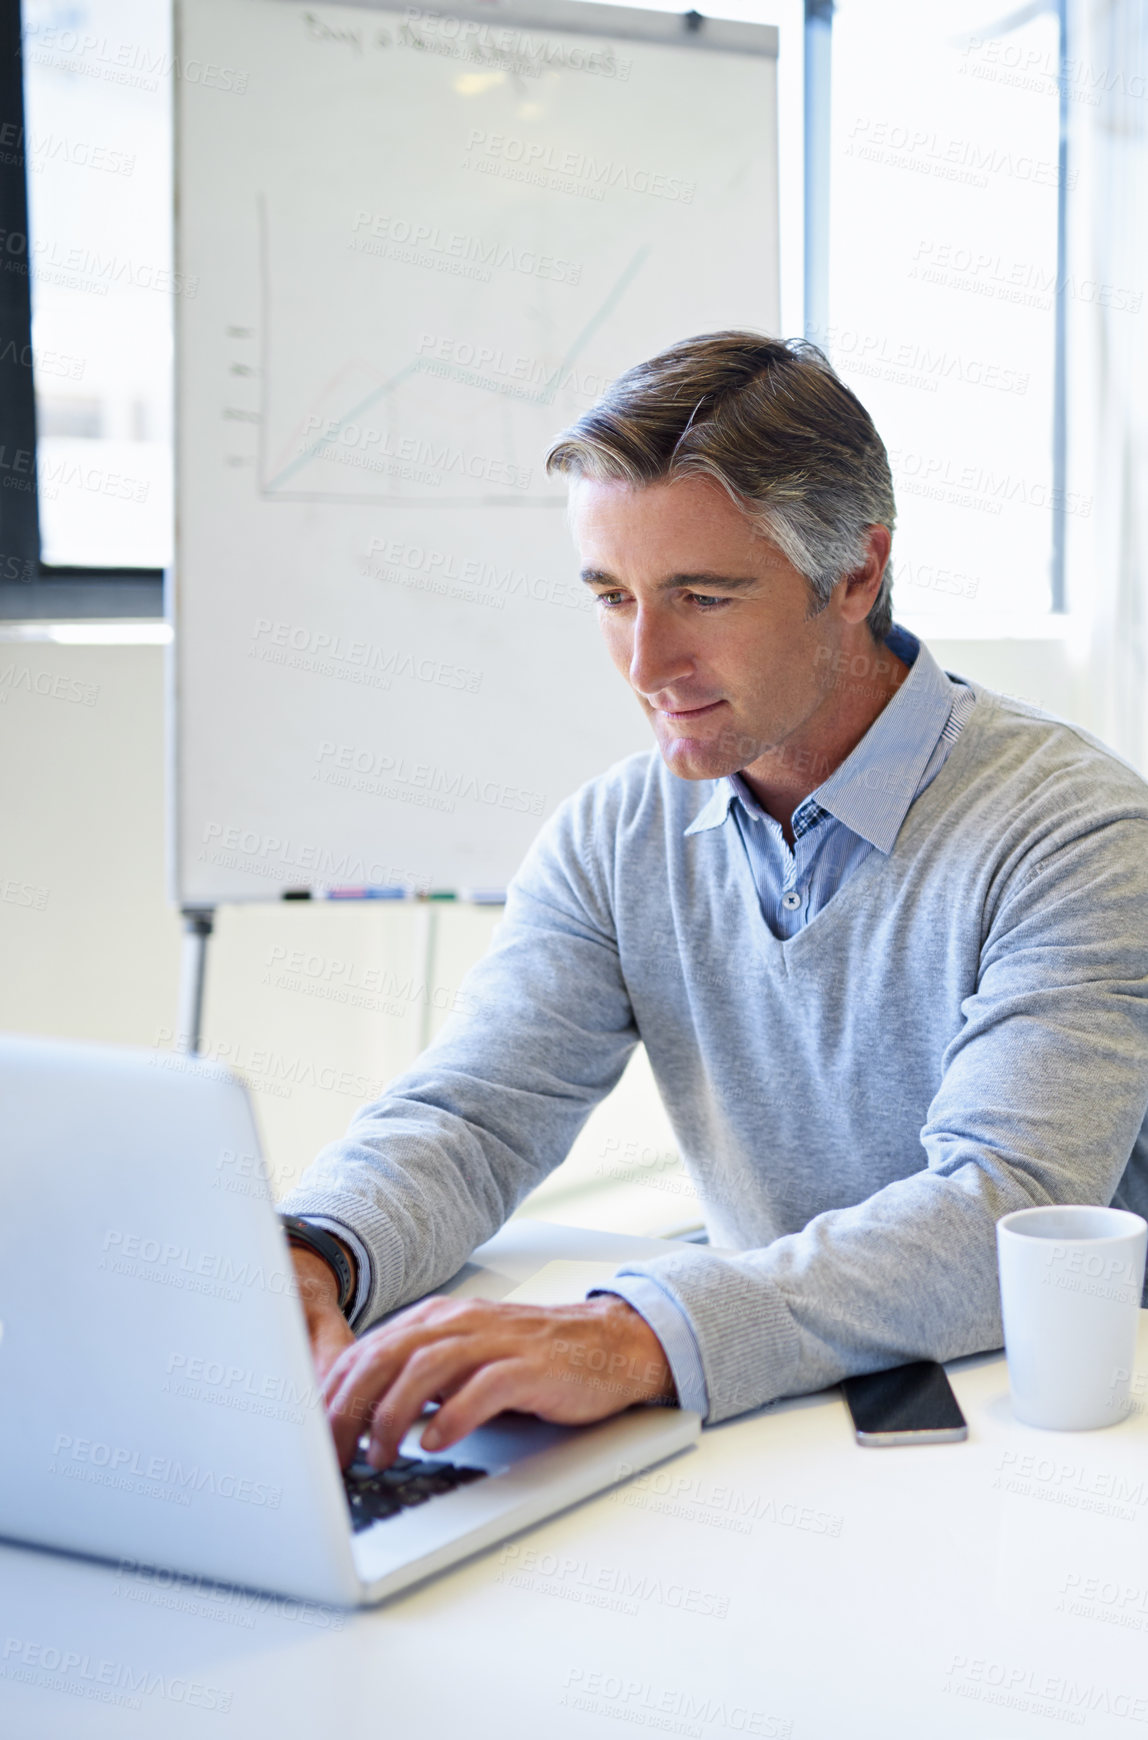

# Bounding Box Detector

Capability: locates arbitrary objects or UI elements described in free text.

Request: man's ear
[838,525,892,625]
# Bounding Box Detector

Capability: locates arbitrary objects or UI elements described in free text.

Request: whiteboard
[172,0,778,903]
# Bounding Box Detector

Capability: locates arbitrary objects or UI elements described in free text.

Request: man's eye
[594,591,628,608]
[688,593,730,609]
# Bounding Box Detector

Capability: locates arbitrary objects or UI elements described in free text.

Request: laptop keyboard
[344,1453,488,1533]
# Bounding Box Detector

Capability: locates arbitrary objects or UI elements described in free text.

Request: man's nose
[628,607,694,698]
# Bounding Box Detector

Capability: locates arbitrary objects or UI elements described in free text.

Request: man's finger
[322,1301,512,1459]
[419,1358,534,1451]
[325,1338,417,1465]
[325,1322,490,1465]
[364,1336,488,1468]
[322,1315,454,1440]
[320,1296,480,1408]
[322,1327,403,1414]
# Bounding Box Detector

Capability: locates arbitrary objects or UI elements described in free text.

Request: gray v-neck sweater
[282,678,1148,1423]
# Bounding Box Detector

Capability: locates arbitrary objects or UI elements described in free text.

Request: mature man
[281,331,1148,1470]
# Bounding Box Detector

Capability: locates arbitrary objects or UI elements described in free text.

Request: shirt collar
[684,626,959,855]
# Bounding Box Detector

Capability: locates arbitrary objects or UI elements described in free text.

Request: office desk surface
[4,1220,1148,1739]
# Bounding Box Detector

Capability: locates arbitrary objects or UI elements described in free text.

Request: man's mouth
[658,700,725,720]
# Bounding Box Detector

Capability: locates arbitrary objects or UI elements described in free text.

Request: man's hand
[290,1245,354,1383]
[320,1294,676,1469]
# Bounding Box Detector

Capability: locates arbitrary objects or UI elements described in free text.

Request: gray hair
[545,331,897,641]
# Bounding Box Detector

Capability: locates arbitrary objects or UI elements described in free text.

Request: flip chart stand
[174,899,444,1057]
[177,907,214,1054]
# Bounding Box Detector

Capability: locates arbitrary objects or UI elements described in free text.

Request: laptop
[0,1035,700,1608]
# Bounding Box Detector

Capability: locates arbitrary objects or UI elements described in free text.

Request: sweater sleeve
[608,809,1148,1423]
[277,780,640,1327]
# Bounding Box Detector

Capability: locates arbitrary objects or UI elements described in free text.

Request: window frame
[0,0,163,622]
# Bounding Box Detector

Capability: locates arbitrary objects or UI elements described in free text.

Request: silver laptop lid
[0,1035,361,1607]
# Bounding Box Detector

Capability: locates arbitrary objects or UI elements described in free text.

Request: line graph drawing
[256,195,651,508]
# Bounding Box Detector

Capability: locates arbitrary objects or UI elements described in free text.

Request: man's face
[570,473,851,781]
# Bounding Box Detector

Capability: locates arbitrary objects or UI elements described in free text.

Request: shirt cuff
[297,1216,373,1329]
[592,1275,711,1419]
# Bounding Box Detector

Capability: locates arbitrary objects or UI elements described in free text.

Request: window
[2,0,172,613]
[827,0,1064,630]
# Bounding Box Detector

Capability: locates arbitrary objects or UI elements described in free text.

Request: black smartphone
[841,1360,968,1446]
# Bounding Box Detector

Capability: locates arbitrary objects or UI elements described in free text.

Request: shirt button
[782,891,802,911]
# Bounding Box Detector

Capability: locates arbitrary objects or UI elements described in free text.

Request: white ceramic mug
[996,1205,1147,1430]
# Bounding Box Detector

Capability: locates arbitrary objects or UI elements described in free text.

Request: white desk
[4,1220,1148,1738]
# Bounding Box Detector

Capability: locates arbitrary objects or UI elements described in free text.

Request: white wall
[1,641,181,1042]
[926,634,1097,736]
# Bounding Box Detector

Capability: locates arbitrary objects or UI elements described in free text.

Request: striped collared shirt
[685,624,976,940]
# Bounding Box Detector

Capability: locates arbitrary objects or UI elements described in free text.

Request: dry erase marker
[321,886,407,900]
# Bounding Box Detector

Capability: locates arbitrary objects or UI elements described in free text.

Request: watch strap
[279,1214,355,1315]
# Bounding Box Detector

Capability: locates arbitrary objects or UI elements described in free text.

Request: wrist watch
[279,1214,355,1315]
